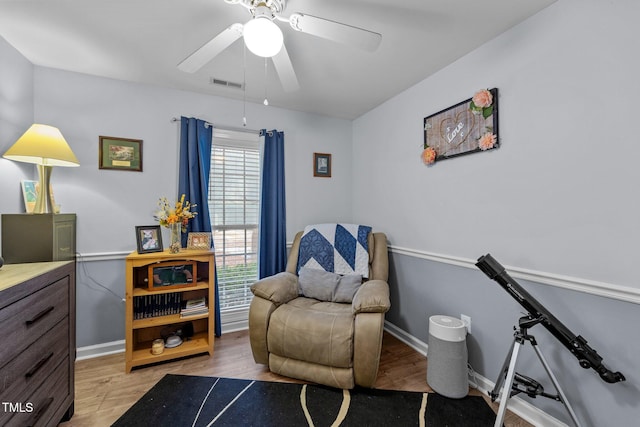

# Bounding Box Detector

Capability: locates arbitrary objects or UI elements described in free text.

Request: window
[209,130,261,310]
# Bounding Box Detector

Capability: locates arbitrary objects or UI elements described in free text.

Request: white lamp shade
[3,124,79,167]
[243,16,283,58]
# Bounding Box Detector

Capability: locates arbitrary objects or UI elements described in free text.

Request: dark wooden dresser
[0,261,75,427]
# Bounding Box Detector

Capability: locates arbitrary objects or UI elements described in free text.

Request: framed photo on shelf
[99,136,143,171]
[187,232,211,250]
[313,152,331,177]
[135,225,163,254]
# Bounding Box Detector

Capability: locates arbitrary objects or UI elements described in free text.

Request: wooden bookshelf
[124,249,215,372]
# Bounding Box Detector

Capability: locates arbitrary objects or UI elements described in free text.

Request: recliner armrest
[250,272,299,306]
[352,279,390,314]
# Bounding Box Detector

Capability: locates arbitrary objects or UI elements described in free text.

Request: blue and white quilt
[297,224,372,278]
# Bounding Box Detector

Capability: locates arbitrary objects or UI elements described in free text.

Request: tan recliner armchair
[249,230,390,389]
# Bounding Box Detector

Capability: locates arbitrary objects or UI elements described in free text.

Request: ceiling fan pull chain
[243,45,248,126]
[263,58,269,106]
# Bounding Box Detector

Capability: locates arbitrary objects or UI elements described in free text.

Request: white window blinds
[209,129,261,309]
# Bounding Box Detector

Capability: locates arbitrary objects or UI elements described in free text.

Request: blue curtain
[178,116,221,337]
[259,129,287,278]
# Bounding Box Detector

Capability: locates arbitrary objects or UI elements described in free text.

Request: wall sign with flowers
[422,88,499,165]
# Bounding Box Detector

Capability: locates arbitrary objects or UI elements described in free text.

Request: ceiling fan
[177,0,382,93]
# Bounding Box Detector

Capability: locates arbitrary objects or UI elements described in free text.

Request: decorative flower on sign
[470,89,494,119]
[478,132,497,151]
[421,146,437,165]
[155,194,197,232]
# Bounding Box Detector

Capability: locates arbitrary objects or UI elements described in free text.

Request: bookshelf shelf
[131,283,209,297]
[124,248,215,372]
[131,331,210,366]
[132,312,210,329]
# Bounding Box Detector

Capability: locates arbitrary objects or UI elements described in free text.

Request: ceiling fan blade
[177,23,243,73]
[289,13,381,52]
[271,43,300,92]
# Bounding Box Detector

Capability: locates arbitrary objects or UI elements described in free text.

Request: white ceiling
[0,0,555,120]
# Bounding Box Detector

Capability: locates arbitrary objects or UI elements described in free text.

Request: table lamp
[3,124,80,213]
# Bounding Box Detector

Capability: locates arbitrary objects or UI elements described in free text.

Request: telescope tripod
[490,316,582,427]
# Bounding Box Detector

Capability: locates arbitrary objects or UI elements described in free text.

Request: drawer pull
[25,397,53,427]
[25,352,54,378]
[25,306,54,326]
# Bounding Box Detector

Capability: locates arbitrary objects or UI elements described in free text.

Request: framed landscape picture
[99,136,143,171]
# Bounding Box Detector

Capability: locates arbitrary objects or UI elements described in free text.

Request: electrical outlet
[461,314,472,334]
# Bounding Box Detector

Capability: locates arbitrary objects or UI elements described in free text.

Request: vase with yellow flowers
[155,194,197,253]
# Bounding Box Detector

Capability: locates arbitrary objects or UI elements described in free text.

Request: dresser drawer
[0,317,68,402]
[1,357,70,427]
[0,277,69,367]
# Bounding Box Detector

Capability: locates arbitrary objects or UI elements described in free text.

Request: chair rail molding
[76,247,640,305]
[76,251,131,262]
[389,245,640,306]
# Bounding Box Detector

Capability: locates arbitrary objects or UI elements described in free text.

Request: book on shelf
[180,297,208,318]
[133,292,182,319]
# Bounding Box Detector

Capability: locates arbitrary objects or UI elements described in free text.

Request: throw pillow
[298,267,363,303]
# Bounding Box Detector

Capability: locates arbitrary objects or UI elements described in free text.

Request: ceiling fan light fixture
[243,15,283,58]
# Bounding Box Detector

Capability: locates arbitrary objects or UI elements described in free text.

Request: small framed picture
[187,232,211,250]
[99,136,143,172]
[20,180,58,213]
[313,152,331,178]
[135,225,163,254]
[21,180,38,213]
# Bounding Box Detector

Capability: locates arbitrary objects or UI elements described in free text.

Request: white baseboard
[76,339,125,360]
[384,320,428,356]
[383,321,568,427]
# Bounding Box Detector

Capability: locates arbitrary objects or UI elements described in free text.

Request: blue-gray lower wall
[75,255,127,346]
[386,250,638,426]
[73,246,639,425]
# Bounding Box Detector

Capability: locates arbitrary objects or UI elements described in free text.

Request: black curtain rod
[170,117,260,135]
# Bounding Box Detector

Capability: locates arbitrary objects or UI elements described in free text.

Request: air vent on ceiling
[210,77,243,90]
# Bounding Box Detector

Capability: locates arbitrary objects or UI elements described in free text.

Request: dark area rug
[112,374,498,426]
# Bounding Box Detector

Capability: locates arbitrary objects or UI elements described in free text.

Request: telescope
[476,253,625,384]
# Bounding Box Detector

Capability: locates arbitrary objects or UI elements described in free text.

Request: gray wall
[353,0,639,425]
[32,67,355,254]
[0,36,33,215]
[34,68,354,347]
[2,1,639,425]
[353,0,639,287]
[0,59,355,347]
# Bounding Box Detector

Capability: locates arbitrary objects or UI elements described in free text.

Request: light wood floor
[60,330,532,426]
